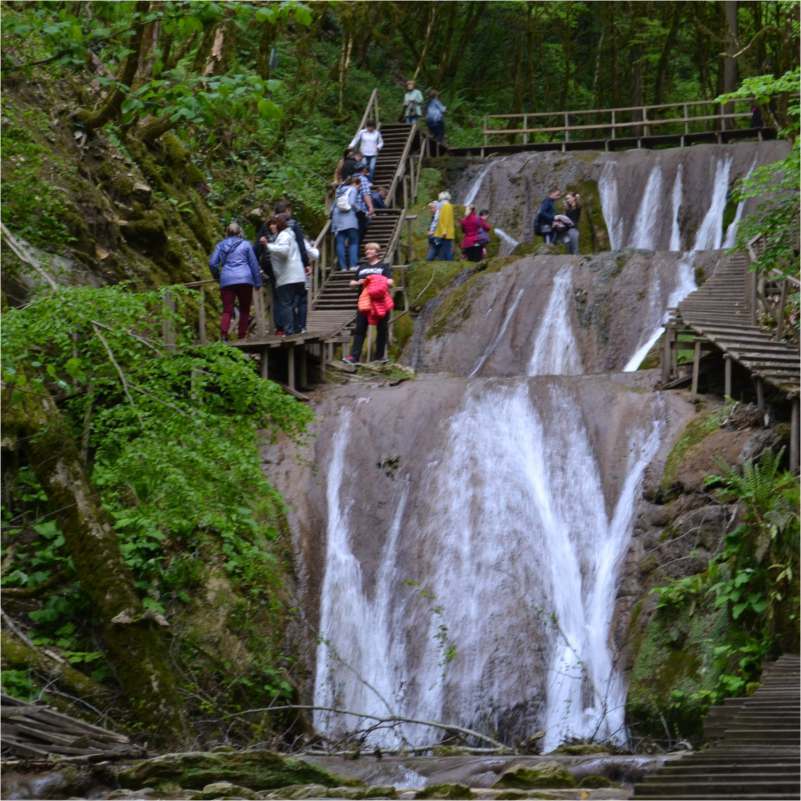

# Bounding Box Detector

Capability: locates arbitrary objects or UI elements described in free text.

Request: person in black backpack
[534,188,561,245]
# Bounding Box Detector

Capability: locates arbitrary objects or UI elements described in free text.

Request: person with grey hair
[209,221,262,341]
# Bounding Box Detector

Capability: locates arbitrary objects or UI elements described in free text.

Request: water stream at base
[494,227,520,257]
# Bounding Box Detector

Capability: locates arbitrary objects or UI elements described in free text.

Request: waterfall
[528,265,582,376]
[723,157,757,248]
[494,227,520,256]
[463,163,493,207]
[598,161,623,250]
[623,253,697,372]
[469,288,525,377]
[314,413,412,743]
[669,164,683,251]
[630,164,664,250]
[404,382,663,751]
[693,156,732,250]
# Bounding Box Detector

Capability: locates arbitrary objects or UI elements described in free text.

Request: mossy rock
[118,750,359,791]
[660,406,727,491]
[192,781,260,799]
[406,261,466,309]
[414,783,474,799]
[268,787,396,800]
[552,742,610,756]
[577,775,616,788]
[493,762,576,789]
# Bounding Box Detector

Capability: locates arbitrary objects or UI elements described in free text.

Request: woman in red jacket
[460,205,491,262]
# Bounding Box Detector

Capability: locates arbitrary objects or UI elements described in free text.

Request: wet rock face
[404,251,725,377]
[263,374,695,747]
[451,141,789,252]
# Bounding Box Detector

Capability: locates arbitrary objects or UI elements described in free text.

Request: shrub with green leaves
[2,285,312,719]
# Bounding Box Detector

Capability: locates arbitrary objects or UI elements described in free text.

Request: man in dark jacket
[535,188,561,244]
[274,201,309,268]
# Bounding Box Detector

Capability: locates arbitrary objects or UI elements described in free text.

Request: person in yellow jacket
[429,191,455,261]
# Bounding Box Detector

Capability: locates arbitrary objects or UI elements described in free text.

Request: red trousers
[220,284,253,339]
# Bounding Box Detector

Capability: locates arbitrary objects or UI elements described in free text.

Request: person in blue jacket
[534,188,561,244]
[209,221,262,341]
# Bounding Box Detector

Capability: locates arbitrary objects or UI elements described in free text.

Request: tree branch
[216,704,512,751]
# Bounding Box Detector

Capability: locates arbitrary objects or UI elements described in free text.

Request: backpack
[335,185,353,212]
[426,100,443,124]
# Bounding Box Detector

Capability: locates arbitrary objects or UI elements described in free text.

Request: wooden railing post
[162,289,176,351]
[198,285,207,344]
[683,104,689,134]
[564,112,569,145]
[776,279,788,340]
[523,114,529,144]
[483,115,488,147]
[611,109,616,139]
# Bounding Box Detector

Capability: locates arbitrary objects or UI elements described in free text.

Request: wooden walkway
[633,654,800,800]
[662,248,799,470]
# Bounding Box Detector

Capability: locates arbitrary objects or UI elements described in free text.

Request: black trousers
[357,211,370,247]
[350,311,388,362]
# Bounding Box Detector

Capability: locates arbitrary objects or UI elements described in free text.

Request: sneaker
[374,357,389,364]
[275,329,285,337]
[342,355,357,365]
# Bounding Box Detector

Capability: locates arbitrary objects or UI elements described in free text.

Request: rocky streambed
[2,748,679,799]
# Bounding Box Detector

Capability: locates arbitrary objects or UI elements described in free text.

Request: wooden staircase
[676,252,800,397]
[633,654,801,800]
[307,113,420,338]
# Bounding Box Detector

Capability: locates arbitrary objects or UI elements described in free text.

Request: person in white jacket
[348,119,383,182]
[267,213,307,335]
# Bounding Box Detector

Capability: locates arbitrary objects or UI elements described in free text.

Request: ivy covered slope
[1,286,312,746]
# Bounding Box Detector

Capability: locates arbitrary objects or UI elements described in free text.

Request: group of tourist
[425,193,493,263]
[534,188,582,254]
[209,200,317,340]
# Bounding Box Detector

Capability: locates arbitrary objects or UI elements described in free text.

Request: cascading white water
[723,157,757,248]
[469,288,525,377]
[314,412,412,741]
[463,163,493,206]
[623,253,697,372]
[630,164,664,250]
[669,164,683,251]
[598,161,623,250]
[494,227,520,257]
[693,156,732,250]
[528,265,583,376]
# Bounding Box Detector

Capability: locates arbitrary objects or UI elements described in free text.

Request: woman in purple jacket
[209,221,262,341]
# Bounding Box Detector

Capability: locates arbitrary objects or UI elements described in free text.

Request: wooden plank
[791,399,799,473]
[691,339,702,397]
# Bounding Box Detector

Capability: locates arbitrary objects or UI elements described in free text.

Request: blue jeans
[427,119,445,143]
[427,237,453,261]
[335,229,359,270]
[405,115,419,125]
[276,282,307,334]
[364,154,377,182]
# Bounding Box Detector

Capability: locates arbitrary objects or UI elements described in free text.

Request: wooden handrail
[485,96,759,121]
[387,123,417,206]
[483,111,753,138]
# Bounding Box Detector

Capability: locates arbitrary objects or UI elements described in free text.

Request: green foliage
[649,450,799,716]
[718,69,800,332]
[2,285,312,716]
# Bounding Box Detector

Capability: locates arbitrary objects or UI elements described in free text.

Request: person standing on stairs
[403,80,424,124]
[342,242,394,365]
[274,201,309,272]
[353,166,375,255]
[254,216,280,332]
[209,221,262,342]
[331,179,360,271]
[267,213,307,335]
[349,119,383,182]
[425,90,446,144]
[431,191,455,260]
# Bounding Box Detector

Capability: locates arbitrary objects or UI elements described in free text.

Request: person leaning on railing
[209,221,262,343]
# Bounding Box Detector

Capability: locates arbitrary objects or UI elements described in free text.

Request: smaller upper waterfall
[528,265,583,376]
[623,253,697,372]
[463,163,493,206]
[692,156,733,250]
[669,164,684,251]
[630,164,664,249]
[598,161,623,250]
[494,227,520,256]
[723,157,757,248]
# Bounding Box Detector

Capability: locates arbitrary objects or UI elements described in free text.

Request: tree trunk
[653,4,682,104]
[722,0,738,129]
[4,382,189,745]
[77,0,150,132]
[412,4,437,83]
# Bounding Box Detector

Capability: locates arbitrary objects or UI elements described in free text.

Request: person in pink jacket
[459,205,491,262]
